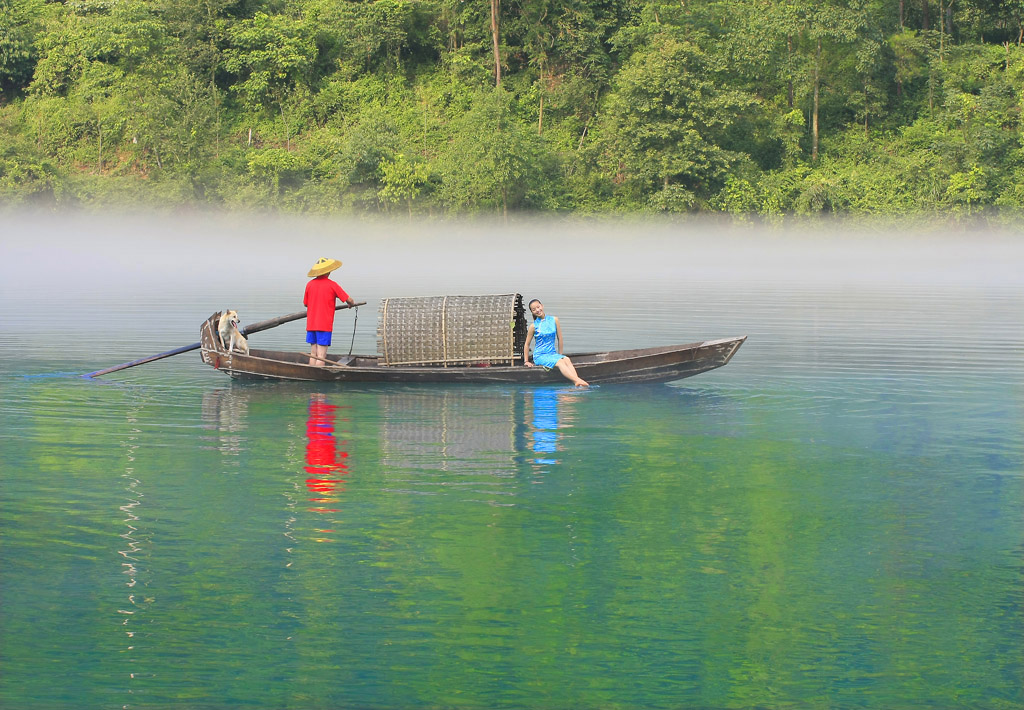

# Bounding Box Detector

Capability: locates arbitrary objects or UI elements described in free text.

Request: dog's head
[219,310,240,329]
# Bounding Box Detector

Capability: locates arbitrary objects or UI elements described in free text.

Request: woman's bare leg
[556,357,589,387]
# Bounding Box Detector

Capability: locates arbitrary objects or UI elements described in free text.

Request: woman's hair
[528,299,542,321]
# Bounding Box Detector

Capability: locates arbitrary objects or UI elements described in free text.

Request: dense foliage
[2,0,1024,216]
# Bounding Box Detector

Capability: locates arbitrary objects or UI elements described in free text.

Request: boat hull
[199,314,745,384]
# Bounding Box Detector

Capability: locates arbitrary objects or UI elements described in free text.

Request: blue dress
[531,316,565,369]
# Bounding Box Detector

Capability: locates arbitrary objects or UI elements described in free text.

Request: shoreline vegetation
[3,0,1024,219]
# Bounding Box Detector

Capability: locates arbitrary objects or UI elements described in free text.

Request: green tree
[0,0,47,98]
[223,12,316,149]
[160,0,236,83]
[378,152,429,216]
[246,147,311,195]
[592,31,755,210]
[945,164,988,211]
[128,71,219,173]
[727,0,869,160]
[68,62,129,174]
[889,30,930,103]
[27,0,165,97]
[438,88,552,217]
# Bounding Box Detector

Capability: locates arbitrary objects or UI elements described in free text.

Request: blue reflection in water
[529,387,568,466]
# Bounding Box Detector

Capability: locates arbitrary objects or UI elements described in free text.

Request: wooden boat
[198,312,746,385]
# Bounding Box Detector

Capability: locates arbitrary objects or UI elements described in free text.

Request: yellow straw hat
[307,257,342,277]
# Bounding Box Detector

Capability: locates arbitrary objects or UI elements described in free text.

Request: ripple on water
[1,225,1022,710]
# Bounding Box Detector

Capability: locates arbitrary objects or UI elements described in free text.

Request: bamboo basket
[377,294,527,367]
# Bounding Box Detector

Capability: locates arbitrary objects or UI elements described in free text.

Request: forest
[2,0,1024,217]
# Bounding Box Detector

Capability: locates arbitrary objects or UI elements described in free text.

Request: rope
[347,306,359,356]
[440,296,448,368]
[379,299,388,362]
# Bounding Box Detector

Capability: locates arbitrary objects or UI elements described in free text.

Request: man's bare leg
[309,344,329,366]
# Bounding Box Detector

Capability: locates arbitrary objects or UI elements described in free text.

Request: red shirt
[304,276,350,331]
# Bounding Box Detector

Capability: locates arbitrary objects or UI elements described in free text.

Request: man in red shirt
[304,257,356,365]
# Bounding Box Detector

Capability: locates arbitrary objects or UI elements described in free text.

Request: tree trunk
[787,36,794,108]
[490,0,501,87]
[812,38,820,162]
[921,0,930,31]
[281,102,290,151]
[899,0,905,28]
[577,116,591,151]
[97,127,103,173]
[864,82,869,135]
[214,84,221,158]
[939,0,945,61]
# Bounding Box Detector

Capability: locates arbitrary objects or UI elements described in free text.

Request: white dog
[217,310,249,354]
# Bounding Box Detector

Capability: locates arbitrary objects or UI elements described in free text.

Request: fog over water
[2,210,1022,378]
[5,211,1022,295]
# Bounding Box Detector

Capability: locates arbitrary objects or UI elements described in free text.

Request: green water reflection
[1,377,1021,710]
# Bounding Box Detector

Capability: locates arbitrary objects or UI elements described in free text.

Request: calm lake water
[2,214,1022,709]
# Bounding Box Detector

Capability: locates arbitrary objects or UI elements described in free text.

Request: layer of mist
[2,211,1021,372]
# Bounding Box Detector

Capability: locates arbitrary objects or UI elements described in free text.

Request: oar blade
[84,343,200,378]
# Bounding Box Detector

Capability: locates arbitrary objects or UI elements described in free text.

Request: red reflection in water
[305,394,349,518]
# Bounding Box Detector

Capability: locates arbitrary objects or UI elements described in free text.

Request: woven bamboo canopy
[377,294,527,367]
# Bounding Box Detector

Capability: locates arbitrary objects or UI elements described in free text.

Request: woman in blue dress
[522,299,589,387]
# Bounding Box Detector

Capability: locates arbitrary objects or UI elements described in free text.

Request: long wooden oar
[84,302,366,378]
